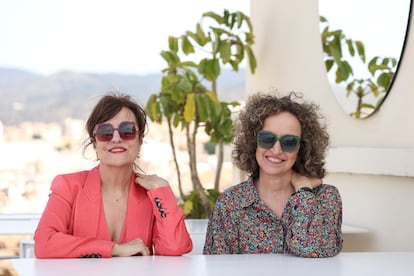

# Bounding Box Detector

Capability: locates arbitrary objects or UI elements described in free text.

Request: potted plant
[145,9,257,219]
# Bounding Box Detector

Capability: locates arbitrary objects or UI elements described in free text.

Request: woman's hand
[135,174,169,190]
[112,238,150,257]
[291,172,322,192]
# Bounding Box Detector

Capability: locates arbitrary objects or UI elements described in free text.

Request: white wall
[247,0,414,251]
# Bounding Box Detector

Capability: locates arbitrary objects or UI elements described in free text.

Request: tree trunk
[167,119,185,201]
[186,124,211,218]
[211,78,223,191]
[214,143,223,191]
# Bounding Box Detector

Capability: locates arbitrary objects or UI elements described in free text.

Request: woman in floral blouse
[203,91,343,257]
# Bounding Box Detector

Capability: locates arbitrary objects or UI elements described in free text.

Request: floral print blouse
[203,178,343,257]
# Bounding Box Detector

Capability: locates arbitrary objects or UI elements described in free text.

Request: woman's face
[93,107,141,169]
[255,112,301,178]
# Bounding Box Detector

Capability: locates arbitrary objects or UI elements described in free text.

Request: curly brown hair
[232,91,329,180]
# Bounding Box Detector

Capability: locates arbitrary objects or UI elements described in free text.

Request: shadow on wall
[342,233,375,252]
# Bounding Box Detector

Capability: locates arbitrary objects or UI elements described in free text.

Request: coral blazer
[34,166,192,258]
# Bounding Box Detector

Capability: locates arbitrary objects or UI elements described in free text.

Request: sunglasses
[256,130,301,152]
[94,121,138,142]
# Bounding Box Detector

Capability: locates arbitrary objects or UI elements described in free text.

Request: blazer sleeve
[147,186,193,256]
[34,174,114,258]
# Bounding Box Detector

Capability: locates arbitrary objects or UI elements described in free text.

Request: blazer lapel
[73,166,104,238]
[123,174,153,242]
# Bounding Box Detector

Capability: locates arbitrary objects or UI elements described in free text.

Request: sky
[0,0,411,76]
[0,0,250,75]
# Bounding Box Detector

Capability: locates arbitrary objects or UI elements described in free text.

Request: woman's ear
[139,134,144,145]
[90,137,97,149]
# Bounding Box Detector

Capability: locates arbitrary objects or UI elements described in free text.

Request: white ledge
[326,147,414,177]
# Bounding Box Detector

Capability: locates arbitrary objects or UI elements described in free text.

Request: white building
[247,0,414,252]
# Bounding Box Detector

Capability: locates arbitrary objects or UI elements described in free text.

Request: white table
[11,252,414,276]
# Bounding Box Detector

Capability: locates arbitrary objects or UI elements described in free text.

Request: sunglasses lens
[280,135,300,152]
[95,124,114,142]
[257,131,277,149]
[94,122,137,142]
[118,122,137,140]
[257,131,300,152]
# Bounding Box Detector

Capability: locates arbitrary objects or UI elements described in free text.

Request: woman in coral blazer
[34,93,192,258]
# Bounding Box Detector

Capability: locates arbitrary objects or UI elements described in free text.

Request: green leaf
[183,93,195,122]
[360,103,375,109]
[391,58,398,67]
[245,31,254,44]
[338,61,352,80]
[355,41,366,63]
[196,93,209,122]
[180,61,198,68]
[245,46,257,74]
[346,82,355,97]
[182,200,194,216]
[198,58,221,81]
[205,91,219,105]
[235,11,244,28]
[172,113,181,128]
[168,36,179,53]
[159,95,174,117]
[345,39,355,56]
[145,94,162,123]
[219,41,231,63]
[228,60,239,72]
[382,57,390,66]
[377,72,392,89]
[181,35,195,55]
[328,43,342,65]
[368,82,380,97]
[176,77,193,94]
[228,11,236,29]
[202,11,224,24]
[325,59,334,72]
[160,50,180,66]
[234,43,245,63]
[195,23,208,46]
[368,57,379,75]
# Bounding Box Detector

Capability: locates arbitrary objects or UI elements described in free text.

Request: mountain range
[0,67,246,125]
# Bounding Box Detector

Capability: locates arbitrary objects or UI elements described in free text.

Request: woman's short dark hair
[232,91,329,180]
[84,92,147,149]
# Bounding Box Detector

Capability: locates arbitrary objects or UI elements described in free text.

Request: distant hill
[0,67,246,125]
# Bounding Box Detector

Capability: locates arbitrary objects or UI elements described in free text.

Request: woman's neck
[99,165,132,192]
[255,171,295,195]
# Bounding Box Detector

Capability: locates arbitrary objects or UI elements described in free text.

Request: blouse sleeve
[284,184,343,257]
[34,175,114,258]
[203,193,235,254]
[147,186,193,256]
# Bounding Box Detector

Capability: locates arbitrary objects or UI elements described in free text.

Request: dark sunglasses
[256,130,301,152]
[94,121,138,142]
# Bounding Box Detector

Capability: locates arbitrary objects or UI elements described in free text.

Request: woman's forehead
[104,107,137,124]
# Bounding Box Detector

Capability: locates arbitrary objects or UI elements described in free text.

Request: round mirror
[319,0,412,118]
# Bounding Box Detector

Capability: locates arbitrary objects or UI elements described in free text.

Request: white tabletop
[11,252,414,276]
